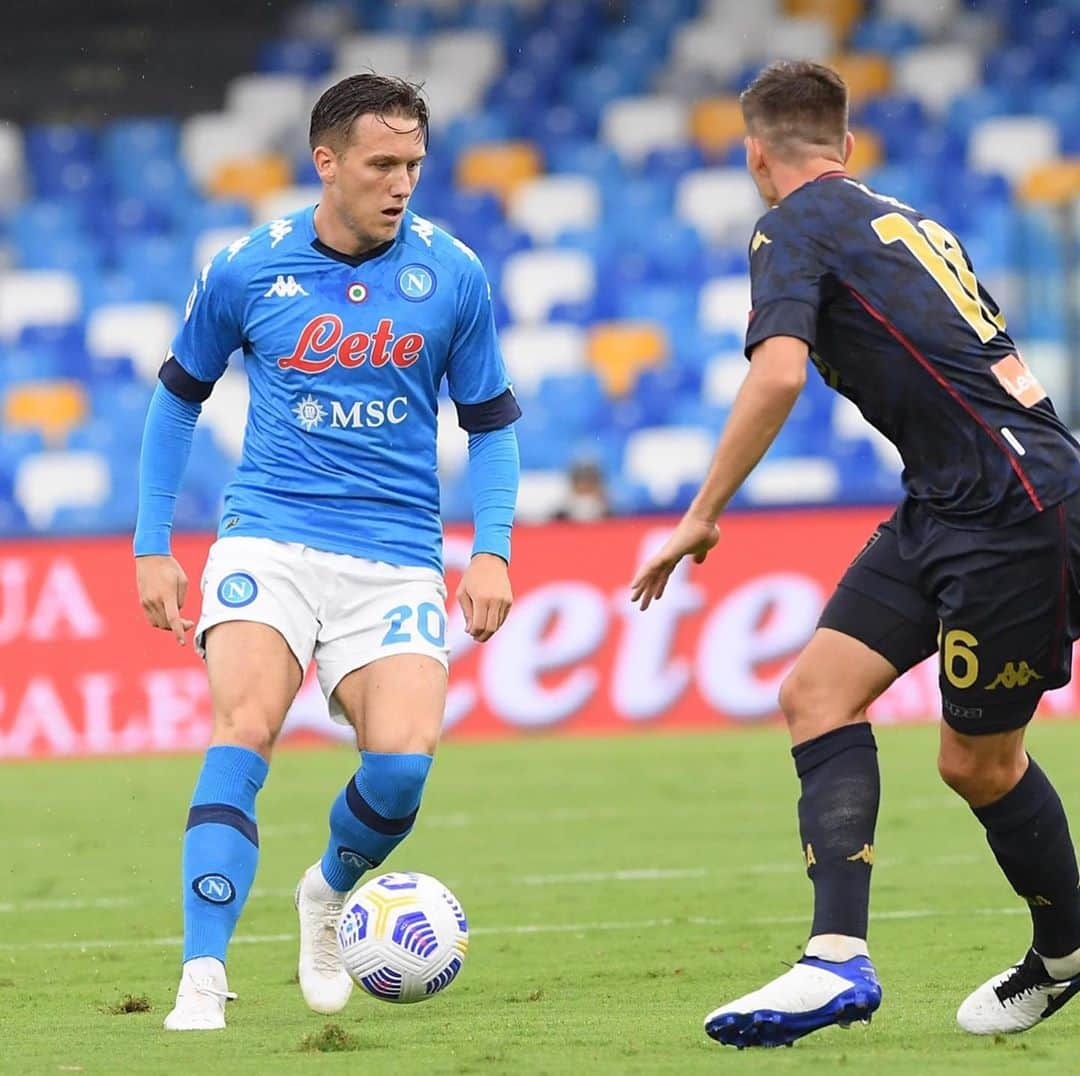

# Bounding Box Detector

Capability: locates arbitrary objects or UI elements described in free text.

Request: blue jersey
[166,207,520,572]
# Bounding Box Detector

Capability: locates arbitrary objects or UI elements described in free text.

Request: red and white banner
[2,510,1077,759]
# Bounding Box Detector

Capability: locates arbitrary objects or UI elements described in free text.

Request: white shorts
[195,536,449,723]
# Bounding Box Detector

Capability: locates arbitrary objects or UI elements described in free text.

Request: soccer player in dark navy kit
[632,60,1080,1048]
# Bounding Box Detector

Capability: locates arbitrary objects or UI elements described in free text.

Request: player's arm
[134,249,245,644]
[632,216,822,610]
[446,252,522,642]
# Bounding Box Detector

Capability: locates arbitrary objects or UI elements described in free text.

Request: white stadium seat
[86,302,178,383]
[624,426,715,503]
[413,67,489,129]
[192,226,250,274]
[181,112,272,185]
[703,352,750,408]
[198,369,249,460]
[499,323,589,395]
[601,96,691,164]
[507,175,601,244]
[676,168,761,245]
[437,398,468,480]
[670,21,755,83]
[703,0,779,22]
[515,470,571,523]
[762,17,835,63]
[0,121,26,211]
[744,457,840,505]
[15,451,110,528]
[426,30,503,87]
[0,271,81,341]
[501,249,595,324]
[255,184,322,225]
[225,73,310,143]
[698,275,752,336]
[335,34,420,80]
[969,116,1060,183]
[895,44,980,115]
[881,0,959,35]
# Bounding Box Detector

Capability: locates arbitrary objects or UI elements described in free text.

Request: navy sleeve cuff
[745,299,818,358]
[160,353,217,403]
[454,387,522,433]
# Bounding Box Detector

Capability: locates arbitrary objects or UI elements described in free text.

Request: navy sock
[792,723,880,941]
[320,751,432,893]
[182,745,268,963]
[973,757,1080,959]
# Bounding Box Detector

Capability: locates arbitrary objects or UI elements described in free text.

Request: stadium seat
[207,154,293,204]
[0,271,81,342]
[515,470,572,523]
[192,225,251,273]
[499,323,588,395]
[703,352,750,408]
[198,369,249,460]
[785,0,864,39]
[0,121,26,210]
[181,112,272,186]
[881,0,958,36]
[86,302,178,383]
[895,44,980,115]
[455,141,543,204]
[847,126,883,175]
[427,30,504,88]
[257,39,332,78]
[969,116,1061,184]
[744,456,841,505]
[255,184,322,224]
[601,96,691,164]
[767,17,837,63]
[501,249,595,323]
[224,73,310,144]
[335,34,419,80]
[1018,159,1080,204]
[587,321,669,396]
[14,450,110,529]
[675,168,761,246]
[507,175,600,243]
[689,97,745,159]
[698,276,752,336]
[3,381,89,445]
[623,426,714,503]
[670,22,755,86]
[849,15,922,56]
[831,394,903,474]
[828,53,892,105]
[436,398,468,480]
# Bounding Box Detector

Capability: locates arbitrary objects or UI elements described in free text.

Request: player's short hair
[309,73,429,152]
[740,60,848,159]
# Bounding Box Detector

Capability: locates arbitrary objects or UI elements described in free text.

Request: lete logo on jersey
[278,315,425,373]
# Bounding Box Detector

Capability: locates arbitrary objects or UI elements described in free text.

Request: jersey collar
[306,204,398,267]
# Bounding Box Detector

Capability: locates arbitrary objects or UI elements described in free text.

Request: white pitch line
[0,906,1029,954]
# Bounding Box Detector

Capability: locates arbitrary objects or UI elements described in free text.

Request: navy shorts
[819,493,1080,734]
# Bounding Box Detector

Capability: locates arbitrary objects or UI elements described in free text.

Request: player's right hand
[630,514,720,612]
[136,554,195,645]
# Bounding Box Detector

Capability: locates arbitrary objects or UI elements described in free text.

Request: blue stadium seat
[854,95,928,160]
[257,39,333,77]
[849,16,923,56]
[944,85,1019,141]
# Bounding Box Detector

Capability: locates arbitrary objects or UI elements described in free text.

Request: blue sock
[320,751,433,892]
[182,745,269,963]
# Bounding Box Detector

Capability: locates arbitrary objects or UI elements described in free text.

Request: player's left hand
[457,553,513,643]
[630,514,720,611]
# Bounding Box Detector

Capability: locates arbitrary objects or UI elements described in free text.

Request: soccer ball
[336,871,469,1003]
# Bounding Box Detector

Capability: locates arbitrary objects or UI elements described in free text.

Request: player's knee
[357,751,434,821]
[937,746,1024,805]
[211,704,281,758]
[779,668,859,738]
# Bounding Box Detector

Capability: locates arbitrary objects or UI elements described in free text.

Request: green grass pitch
[4,722,1080,1074]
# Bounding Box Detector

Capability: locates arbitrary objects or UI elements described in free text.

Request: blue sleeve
[170,241,248,386]
[466,426,520,563]
[133,382,201,556]
[446,255,521,431]
[745,212,823,358]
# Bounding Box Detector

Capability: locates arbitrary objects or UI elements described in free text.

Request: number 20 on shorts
[382,603,447,647]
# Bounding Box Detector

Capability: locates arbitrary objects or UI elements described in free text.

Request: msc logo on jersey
[264,274,309,298]
[278,315,425,373]
[192,873,236,905]
[294,394,409,430]
[294,394,327,431]
[396,264,436,301]
[217,572,258,608]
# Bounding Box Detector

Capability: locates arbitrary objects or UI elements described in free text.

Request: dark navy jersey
[745,171,1080,528]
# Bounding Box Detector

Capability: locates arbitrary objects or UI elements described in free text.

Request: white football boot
[163,957,236,1031]
[295,862,354,1014]
[958,949,1080,1034]
[705,955,882,1048]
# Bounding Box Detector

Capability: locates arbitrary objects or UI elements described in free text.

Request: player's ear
[842,130,855,166]
[313,144,337,184]
[745,136,764,175]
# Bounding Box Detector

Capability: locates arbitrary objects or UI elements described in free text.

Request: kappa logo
[268,218,293,247]
[846,844,875,865]
[264,274,309,298]
[751,230,772,253]
[410,215,435,247]
[985,661,1043,691]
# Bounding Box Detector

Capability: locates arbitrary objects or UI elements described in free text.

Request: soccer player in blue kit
[632,61,1080,1048]
[134,75,520,1030]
